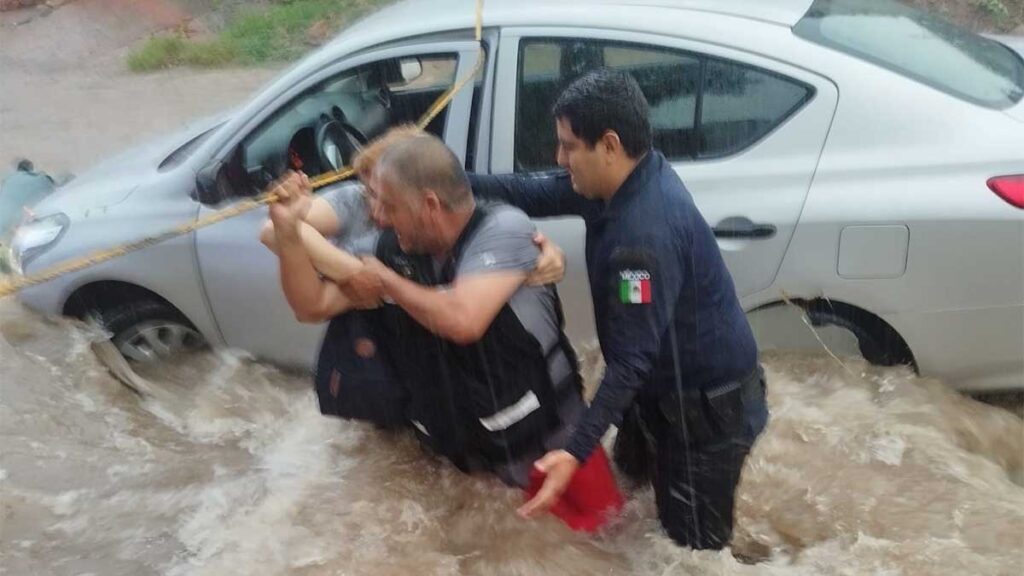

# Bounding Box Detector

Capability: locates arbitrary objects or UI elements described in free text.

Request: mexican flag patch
[619,270,652,304]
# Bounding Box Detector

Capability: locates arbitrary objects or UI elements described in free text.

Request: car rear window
[794,0,1024,109]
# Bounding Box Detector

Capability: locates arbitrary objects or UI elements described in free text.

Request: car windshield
[794,0,1024,108]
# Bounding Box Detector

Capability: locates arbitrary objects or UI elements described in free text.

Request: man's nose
[556,146,568,168]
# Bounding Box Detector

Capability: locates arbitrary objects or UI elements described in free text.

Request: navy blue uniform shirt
[471,151,758,462]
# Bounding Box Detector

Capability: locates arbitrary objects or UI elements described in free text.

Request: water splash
[2,299,1022,575]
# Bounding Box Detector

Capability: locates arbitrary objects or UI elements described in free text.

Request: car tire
[99,300,206,363]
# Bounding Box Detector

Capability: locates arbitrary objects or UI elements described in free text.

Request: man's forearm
[263,220,362,282]
[564,363,646,463]
[277,230,350,323]
[298,223,363,282]
[378,268,471,341]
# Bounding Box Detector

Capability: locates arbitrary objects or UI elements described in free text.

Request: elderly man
[268,132,622,531]
[358,133,622,531]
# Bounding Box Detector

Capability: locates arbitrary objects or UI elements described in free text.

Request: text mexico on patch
[619,269,652,304]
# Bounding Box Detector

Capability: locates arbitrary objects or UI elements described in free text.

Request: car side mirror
[399,57,423,82]
[193,160,229,205]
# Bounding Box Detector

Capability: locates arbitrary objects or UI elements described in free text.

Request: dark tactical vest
[376,207,581,469]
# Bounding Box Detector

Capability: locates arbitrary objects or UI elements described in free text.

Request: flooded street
[2,298,1022,575]
[3,1,1024,574]
[0,0,279,176]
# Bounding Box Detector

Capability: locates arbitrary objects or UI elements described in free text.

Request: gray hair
[374,133,472,210]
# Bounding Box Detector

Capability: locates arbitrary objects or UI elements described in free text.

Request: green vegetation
[977,0,1014,26]
[128,0,391,72]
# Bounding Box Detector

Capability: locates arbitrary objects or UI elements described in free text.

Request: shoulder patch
[618,269,652,304]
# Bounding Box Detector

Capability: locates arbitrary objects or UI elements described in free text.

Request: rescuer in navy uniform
[472,68,769,549]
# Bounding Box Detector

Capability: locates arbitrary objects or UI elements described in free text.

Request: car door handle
[712,217,777,239]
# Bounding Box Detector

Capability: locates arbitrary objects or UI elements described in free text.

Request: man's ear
[600,130,624,160]
[423,189,443,213]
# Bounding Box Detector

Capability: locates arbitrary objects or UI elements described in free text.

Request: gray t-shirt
[321,181,379,255]
[456,204,580,488]
[455,204,573,388]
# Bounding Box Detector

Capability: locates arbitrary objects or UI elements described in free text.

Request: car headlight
[10,213,69,273]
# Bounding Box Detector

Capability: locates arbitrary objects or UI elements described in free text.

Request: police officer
[471,69,769,549]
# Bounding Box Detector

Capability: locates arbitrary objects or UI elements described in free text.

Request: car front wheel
[101,300,206,363]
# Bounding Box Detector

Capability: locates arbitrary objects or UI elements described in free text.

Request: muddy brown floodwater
[2,299,1022,575]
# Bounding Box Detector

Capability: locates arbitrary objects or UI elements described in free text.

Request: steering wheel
[315,116,367,173]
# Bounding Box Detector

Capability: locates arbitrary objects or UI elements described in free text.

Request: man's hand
[267,171,314,237]
[517,449,580,519]
[359,256,392,280]
[340,267,384,309]
[526,232,566,286]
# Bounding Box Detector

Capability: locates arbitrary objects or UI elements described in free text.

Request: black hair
[551,68,652,158]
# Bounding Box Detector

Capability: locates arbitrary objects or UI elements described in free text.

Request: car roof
[401,0,811,27]
[327,0,814,55]
[226,0,821,156]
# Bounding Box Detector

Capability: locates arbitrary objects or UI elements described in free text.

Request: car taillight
[987,175,1024,209]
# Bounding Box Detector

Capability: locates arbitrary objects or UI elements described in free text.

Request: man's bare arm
[261,214,363,286]
[364,257,524,345]
[260,196,340,252]
[264,211,381,308]
[266,172,354,323]
[276,231,354,323]
[295,223,364,282]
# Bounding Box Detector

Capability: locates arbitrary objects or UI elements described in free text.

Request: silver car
[9,0,1024,391]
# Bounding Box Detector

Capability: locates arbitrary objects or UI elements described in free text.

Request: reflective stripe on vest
[479,390,541,432]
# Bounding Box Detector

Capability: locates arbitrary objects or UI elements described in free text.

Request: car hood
[30,114,228,219]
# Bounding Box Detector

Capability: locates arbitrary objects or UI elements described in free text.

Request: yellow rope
[0,1,485,299]
[0,168,354,297]
[416,0,485,130]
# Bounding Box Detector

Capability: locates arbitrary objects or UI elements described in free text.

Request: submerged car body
[11,0,1024,390]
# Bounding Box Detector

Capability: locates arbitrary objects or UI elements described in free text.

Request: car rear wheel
[804,301,914,368]
[748,300,916,370]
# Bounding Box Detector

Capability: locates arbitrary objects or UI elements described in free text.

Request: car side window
[232,53,458,194]
[699,59,812,159]
[513,38,812,171]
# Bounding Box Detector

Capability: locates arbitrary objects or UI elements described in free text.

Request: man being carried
[261,126,564,427]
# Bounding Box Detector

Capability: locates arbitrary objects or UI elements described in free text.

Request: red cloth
[525,446,624,532]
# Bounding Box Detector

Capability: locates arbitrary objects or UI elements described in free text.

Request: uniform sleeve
[457,208,539,276]
[564,236,687,462]
[468,171,589,218]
